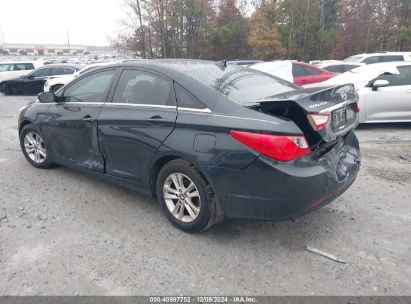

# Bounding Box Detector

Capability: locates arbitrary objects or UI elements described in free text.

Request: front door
[98,68,177,181]
[45,68,118,171]
[363,65,411,122]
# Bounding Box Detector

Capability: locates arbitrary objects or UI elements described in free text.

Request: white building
[0,43,88,56]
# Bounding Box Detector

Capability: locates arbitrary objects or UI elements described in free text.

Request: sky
[0,0,125,46]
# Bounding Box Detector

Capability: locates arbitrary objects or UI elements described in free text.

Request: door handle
[148,115,167,125]
[82,115,93,124]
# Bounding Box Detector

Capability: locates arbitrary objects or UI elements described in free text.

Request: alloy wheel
[24,132,47,164]
[163,173,201,223]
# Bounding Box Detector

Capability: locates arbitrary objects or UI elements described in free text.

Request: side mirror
[372,79,389,91]
[38,92,55,103]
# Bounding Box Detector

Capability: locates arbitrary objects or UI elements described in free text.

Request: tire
[51,84,63,93]
[19,125,53,169]
[156,159,216,233]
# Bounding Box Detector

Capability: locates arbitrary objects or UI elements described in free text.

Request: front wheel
[156,159,216,233]
[19,125,53,168]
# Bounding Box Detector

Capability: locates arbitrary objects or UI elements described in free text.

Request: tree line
[110,0,411,61]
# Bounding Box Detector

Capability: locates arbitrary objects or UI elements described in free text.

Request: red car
[292,61,337,85]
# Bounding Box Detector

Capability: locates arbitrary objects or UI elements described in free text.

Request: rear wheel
[19,125,52,169]
[156,159,215,233]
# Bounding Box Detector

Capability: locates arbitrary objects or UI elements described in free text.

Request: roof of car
[39,64,81,70]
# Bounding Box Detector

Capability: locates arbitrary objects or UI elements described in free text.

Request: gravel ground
[0,95,410,296]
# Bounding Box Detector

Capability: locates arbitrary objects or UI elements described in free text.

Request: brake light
[230,130,311,162]
[352,102,360,113]
[307,113,330,130]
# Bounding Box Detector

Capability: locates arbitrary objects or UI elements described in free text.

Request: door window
[14,64,28,71]
[63,69,116,103]
[380,55,404,62]
[376,66,411,86]
[292,64,306,77]
[31,68,51,78]
[113,69,174,106]
[302,65,321,75]
[363,56,379,64]
[324,65,342,73]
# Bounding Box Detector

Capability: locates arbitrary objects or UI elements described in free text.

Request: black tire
[156,159,216,233]
[51,84,63,93]
[19,124,53,169]
[2,87,12,95]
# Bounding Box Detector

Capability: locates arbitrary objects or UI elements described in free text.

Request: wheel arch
[19,120,32,135]
[149,155,223,223]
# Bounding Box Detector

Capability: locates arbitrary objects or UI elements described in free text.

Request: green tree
[248,2,286,60]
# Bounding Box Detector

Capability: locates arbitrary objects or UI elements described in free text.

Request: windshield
[180,63,297,104]
[0,64,14,72]
[343,56,364,63]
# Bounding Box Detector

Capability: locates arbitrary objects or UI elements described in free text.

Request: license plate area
[332,107,347,131]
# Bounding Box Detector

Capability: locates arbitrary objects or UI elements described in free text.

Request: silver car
[305,62,411,123]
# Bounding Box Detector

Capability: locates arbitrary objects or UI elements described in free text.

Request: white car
[343,52,411,65]
[305,62,411,123]
[0,61,44,82]
[44,62,115,92]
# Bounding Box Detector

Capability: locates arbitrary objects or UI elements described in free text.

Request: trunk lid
[246,84,359,149]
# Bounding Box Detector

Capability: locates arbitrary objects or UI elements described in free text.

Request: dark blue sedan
[18,60,360,232]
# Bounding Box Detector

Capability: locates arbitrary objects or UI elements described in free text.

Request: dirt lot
[0,95,410,296]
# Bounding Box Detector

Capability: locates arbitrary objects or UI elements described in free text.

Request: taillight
[230,130,311,162]
[352,102,360,113]
[307,113,330,131]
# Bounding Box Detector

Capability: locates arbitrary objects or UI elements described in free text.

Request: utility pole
[67,29,71,54]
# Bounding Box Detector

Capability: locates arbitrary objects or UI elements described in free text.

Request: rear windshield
[180,63,297,104]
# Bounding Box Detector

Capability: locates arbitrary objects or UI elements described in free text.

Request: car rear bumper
[204,130,360,220]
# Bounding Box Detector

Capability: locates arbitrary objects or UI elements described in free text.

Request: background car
[0,64,80,95]
[0,61,44,82]
[343,52,411,64]
[18,60,360,232]
[305,62,411,123]
[250,60,337,85]
[43,62,116,92]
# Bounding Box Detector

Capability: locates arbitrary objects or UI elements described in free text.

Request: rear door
[45,68,118,171]
[361,65,411,122]
[98,68,177,181]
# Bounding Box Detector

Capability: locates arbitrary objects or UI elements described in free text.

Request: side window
[31,68,50,78]
[63,68,76,74]
[25,63,34,70]
[343,65,359,72]
[380,55,404,62]
[51,67,65,75]
[13,64,27,71]
[363,56,379,64]
[376,66,411,86]
[63,69,116,103]
[174,83,207,109]
[112,69,174,106]
[302,66,321,75]
[292,64,306,77]
[324,65,341,73]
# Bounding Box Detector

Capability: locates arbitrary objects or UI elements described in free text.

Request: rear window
[180,63,297,105]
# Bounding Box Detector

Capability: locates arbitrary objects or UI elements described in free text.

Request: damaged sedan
[18,60,360,232]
